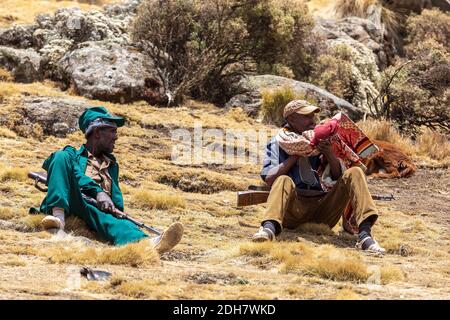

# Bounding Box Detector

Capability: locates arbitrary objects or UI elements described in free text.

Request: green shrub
[374,39,450,136]
[261,86,317,127]
[132,0,320,106]
[309,45,357,102]
[405,9,450,57]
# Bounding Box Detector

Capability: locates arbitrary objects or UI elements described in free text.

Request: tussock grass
[112,279,169,299]
[0,0,115,27]
[0,128,17,139]
[64,216,98,239]
[0,68,13,82]
[358,119,450,165]
[132,189,186,210]
[333,0,401,37]
[0,207,15,220]
[19,214,45,232]
[44,240,159,267]
[357,119,414,155]
[0,255,26,267]
[380,265,405,284]
[240,242,370,282]
[332,288,360,300]
[157,169,248,194]
[261,86,317,127]
[0,166,28,182]
[297,248,369,282]
[416,129,450,162]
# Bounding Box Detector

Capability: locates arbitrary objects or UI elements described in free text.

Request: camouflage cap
[283,100,320,119]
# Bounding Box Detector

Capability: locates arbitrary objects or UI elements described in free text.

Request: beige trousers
[263,167,378,232]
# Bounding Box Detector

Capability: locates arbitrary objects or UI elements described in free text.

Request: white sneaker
[151,222,184,254]
[251,227,275,242]
[41,215,64,230]
[356,236,386,255]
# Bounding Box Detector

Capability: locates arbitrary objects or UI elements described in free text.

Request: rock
[58,41,165,104]
[327,38,381,112]
[17,96,88,137]
[315,15,389,69]
[0,25,38,48]
[430,0,450,11]
[0,46,43,82]
[226,75,364,120]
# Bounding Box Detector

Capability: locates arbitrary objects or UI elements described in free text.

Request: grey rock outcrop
[226,75,364,121]
[315,15,389,69]
[0,1,162,103]
[58,41,165,104]
[17,96,88,137]
[0,46,43,82]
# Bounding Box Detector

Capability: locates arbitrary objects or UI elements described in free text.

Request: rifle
[237,184,395,207]
[28,171,161,236]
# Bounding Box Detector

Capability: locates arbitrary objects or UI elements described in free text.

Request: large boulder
[315,15,388,69]
[226,75,364,120]
[58,41,165,104]
[0,46,43,82]
[14,96,88,137]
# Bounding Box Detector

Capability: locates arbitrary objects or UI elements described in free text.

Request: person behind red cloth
[310,118,339,146]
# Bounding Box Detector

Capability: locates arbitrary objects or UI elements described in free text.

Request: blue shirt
[260,137,323,191]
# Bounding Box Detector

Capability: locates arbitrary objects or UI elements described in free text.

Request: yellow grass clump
[261,86,318,127]
[44,240,160,267]
[132,189,186,210]
[240,242,370,282]
[416,129,450,162]
[333,0,401,37]
[156,169,249,194]
[357,119,414,155]
[0,68,13,82]
[0,166,28,182]
[380,264,405,284]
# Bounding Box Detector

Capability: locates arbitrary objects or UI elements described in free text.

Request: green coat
[38,145,147,245]
[40,144,124,214]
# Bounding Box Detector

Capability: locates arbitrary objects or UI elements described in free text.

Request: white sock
[52,207,65,228]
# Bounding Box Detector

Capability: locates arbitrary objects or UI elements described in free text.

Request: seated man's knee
[53,150,71,162]
[273,175,295,188]
[343,167,365,179]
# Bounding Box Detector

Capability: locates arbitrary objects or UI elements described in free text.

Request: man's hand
[317,139,342,180]
[316,139,334,157]
[96,192,115,213]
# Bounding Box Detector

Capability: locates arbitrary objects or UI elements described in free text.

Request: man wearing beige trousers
[252,100,385,254]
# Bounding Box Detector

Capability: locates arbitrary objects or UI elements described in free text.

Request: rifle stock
[237,187,394,207]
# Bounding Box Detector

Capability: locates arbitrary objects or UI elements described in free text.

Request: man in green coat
[39,106,183,254]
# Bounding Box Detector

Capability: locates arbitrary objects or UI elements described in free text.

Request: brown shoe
[151,222,184,254]
[41,215,64,230]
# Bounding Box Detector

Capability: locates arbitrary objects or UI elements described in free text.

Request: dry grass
[0,166,28,182]
[43,240,159,267]
[333,0,401,36]
[0,0,117,27]
[240,242,370,282]
[261,86,318,127]
[357,119,415,155]
[358,119,450,165]
[132,189,186,210]
[380,265,405,284]
[0,68,13,82]
[156,169,249,194]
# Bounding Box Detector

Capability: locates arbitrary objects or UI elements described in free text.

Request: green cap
[78,106,125,135]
